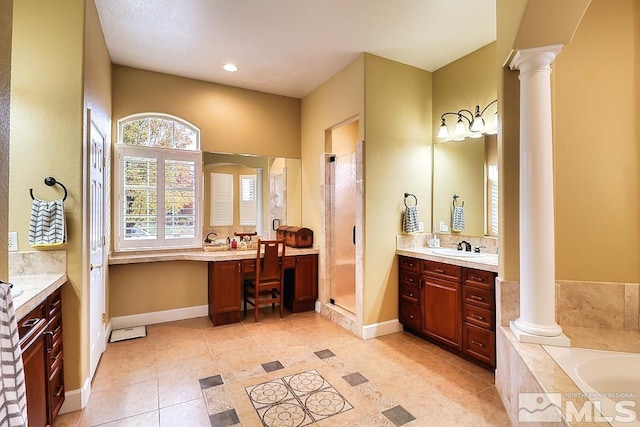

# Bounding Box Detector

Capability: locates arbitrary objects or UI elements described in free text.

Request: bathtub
[543,346,640,426]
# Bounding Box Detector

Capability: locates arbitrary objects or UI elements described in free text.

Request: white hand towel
[403,205,420,233]
[29,198,66,247]
[452,206,465,232]
[0,283,28,427]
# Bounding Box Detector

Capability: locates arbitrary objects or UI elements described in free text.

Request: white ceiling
[95,0,496,99]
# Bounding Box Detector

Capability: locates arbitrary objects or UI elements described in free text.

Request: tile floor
[53,309,510,426]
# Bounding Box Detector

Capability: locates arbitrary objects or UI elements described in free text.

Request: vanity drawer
[422,260,462,282]
[463,323,495,366]
[241,259,256,273]
[18,303,47,347]
[462,286,494,311]
[400,300,421,331]
[282,256,296,269]
[399,256,420,274]
[463,304,494,330]
[400,271,420,288]
[400,284,420,305]
[48,288,63,318]
[463,268,495,291]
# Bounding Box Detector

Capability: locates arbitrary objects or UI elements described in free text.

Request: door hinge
[102,157,106,168]
[102,235,106,247]
[102,313,106,323]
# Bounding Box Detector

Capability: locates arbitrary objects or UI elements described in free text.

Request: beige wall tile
[557,281,625,329]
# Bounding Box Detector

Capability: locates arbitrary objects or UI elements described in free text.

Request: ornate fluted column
[509,45,570,346]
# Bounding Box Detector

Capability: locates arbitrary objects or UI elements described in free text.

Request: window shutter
[239,174,257,226]
[211,173,233,226]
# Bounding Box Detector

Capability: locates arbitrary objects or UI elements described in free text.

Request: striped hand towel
[0,283,28,427]
[29,198,66,247]
[452,206,465,232]
[403,205,420,233]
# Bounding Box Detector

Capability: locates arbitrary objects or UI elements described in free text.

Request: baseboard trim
[315,300,321,313]
[362,319,403,340]
[110,305,209,330]
[58,376,91,414]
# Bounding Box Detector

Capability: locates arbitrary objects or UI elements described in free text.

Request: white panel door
[89,115,106,379]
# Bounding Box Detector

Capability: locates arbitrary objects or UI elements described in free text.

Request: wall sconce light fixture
[437,99,498,142]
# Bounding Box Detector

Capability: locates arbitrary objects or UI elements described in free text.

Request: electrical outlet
[8,232,18,252]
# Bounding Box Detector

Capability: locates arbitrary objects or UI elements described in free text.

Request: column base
[510,321,571,347]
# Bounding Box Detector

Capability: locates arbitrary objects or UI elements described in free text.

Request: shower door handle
[352,225,356,245]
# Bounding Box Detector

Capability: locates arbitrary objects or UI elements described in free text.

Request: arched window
[115,113,201,250]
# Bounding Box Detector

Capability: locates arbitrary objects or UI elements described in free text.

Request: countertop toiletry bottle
[231,238,237,250]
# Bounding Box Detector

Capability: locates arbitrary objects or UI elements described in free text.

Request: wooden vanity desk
[208,250,318,326]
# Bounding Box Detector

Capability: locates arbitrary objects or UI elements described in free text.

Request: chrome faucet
[204,232,218,244]
[457,240,472,252]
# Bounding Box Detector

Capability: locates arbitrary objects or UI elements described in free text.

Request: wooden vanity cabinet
[398,256,496,369]
[19,287,65,427]
[462,268,496,366]
[284,254,318,313]
[208,254,318,325]
[398,257,421,332]
[208,260,242,326]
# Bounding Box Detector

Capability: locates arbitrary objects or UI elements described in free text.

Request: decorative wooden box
[285,227,313,248]
[276,225,290,242]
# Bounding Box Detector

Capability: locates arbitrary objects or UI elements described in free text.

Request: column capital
[509,44,564,74]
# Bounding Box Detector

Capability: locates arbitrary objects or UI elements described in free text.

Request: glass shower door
[330,152,356,313]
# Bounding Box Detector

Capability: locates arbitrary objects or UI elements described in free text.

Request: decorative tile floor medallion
[245,369,353,426]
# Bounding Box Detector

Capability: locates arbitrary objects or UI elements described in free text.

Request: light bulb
[437,119,449,139]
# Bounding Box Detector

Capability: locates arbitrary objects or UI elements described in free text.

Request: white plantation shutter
[239,174,257,226]
[116,114,201,251]
[211,173,233,226]
[488,164,498,236]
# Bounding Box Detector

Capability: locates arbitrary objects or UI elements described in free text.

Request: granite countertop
[396,246,499,272]
[109,247,320,265]
[9,273,67,321]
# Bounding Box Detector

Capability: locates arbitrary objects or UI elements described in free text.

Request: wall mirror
[203,152,301,241]
[432,133,498,237]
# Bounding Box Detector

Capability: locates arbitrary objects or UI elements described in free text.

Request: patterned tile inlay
[245,369,353,427]
[200,348,416,426]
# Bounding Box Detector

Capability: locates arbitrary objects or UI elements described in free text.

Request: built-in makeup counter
[108,247,319,265]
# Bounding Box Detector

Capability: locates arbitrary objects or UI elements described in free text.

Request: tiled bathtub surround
[9,250,66,275]
[496,278,640,330]
[495,277,640,425]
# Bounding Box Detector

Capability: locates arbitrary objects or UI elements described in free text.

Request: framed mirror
[432,134,497,237]
[203,152,301,241]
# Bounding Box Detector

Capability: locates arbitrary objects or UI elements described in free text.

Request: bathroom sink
[430,248,487,258]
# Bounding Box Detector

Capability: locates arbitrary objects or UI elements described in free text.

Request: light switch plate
[8,232,18,252]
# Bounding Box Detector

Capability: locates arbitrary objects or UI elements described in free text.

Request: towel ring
[30,176,68,202]
[404,192,417,207]
[452,194,464,208]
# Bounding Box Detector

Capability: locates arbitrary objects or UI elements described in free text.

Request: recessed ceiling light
[223,63,238,72]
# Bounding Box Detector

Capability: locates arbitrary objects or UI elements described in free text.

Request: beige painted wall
[553,0,639,282]
[109,261,207,317]
[363,54,432,324]
[301,55,365,255]
[10,0,88,391]
[432,43,497,237]
[0,0,11,280]
[330,119,359,155]
[112,66,301,158]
